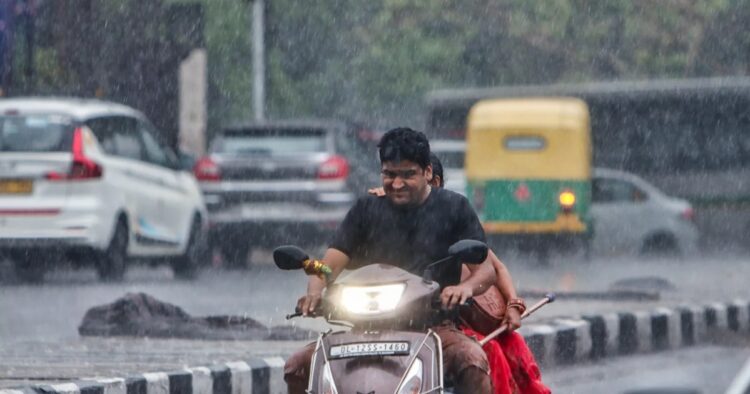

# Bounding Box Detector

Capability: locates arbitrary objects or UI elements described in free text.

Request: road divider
[0,357,285,394]
[520,298,750,366]
[3,299,749,393]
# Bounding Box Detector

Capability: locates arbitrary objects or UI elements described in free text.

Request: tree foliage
[16,0,750,132]
[251,0,750,127]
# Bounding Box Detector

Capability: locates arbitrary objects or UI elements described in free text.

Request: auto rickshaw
[465,98,592,263]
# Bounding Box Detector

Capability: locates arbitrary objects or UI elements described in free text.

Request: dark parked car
[194,120,378,267]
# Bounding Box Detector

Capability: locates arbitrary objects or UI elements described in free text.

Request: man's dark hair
[429,152,445,188]
[378,127,431,169]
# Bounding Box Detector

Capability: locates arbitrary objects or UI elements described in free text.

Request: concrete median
[519,298,750,366]
[0,357,287,394]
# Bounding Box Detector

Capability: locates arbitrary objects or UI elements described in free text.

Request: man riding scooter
[370,154,551,394]
[284,127,497,393]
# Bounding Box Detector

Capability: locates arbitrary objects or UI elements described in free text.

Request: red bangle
[506,298,526,314]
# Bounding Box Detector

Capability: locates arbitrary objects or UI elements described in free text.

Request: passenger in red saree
[459,259,551,394]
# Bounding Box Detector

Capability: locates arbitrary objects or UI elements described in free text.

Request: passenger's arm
[488,250,518,301]
[299,248,350,316]
[488,250,522,331]
[441,255,495,308]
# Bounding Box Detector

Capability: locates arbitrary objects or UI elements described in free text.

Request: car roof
[0,97,144,121]
[593,167,666,195]
[431,139,466,152]
[593,167,636,179]
[223,119,346,133]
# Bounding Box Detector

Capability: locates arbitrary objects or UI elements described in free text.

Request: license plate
[0,179,32,194]
[329,342,410,359]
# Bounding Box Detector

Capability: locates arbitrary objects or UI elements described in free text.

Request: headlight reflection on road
[340,283,406,314]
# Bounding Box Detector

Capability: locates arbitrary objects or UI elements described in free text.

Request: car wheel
[172,217,208,280]
[13,251,46,284]
[641,232,679,258]
[97,220,128,281]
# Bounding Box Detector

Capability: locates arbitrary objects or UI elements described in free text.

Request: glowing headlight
[319,361,338,394]
[559,190,576,209]
[396,358,423,394]
[340,283,406,315]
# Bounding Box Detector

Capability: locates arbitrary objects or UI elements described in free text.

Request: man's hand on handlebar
[440,284,473,309]
[296,293,322,317]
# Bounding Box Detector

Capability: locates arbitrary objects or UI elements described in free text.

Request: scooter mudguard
[308,329,443,394]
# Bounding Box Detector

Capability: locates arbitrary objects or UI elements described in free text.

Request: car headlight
[396,358,423,394]
[340,283,406,315]
[319,361,338,394]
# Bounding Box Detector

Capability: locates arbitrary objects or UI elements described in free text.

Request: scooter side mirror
[273,245,309,270]
[448,239,488,264]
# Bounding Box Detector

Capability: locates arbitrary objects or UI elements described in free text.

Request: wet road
[545,344,750,393]
[1,252,750,390]
[1,252,750,344]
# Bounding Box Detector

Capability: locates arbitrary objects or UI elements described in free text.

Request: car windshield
[213,128,328,156]
[0,115,73,152]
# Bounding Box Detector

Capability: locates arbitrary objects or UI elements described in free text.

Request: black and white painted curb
[3,300,749,393]
[0,357,287,394]
[518,299,750,366]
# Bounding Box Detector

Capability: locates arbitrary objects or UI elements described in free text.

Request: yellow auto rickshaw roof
[468,98,589,131]
[465,98,591,180]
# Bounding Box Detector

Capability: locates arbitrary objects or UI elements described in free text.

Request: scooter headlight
[340,283,406,315]
[319,361,338,394]
[396,358,423,394]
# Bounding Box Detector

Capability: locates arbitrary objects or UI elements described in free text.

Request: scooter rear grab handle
[478,293,555,346]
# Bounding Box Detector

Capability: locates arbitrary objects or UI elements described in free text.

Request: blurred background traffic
[0,1,749,281]
[2,2,750,391]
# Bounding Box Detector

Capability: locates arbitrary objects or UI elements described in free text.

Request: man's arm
[440,255,495,308]
[441,194,496,308]
[298,248,350,316]
[298,196,365,315]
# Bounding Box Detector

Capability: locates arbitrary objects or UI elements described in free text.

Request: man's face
[381,160,432,206]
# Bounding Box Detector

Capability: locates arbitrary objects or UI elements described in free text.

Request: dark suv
[194,120,376,266]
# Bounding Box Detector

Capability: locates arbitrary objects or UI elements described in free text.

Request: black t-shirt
[330,187,486,288]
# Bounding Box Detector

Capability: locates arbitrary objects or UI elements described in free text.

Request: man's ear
[425,164,433,181]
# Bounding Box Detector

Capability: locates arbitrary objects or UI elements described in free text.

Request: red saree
[461,325,551,394]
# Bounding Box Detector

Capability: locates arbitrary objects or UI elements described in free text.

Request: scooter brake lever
[286,306,304,320]
[286,311,303,320]
[286,306,319,320]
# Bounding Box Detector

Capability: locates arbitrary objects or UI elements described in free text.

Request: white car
[427,140,699,257]
[430,139,467,196]
[0,98,208,282]
[591,168,699,257]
